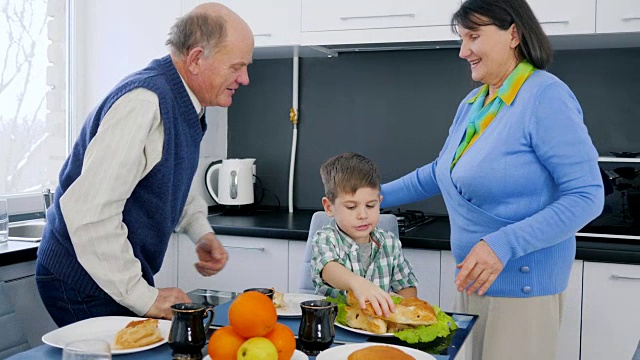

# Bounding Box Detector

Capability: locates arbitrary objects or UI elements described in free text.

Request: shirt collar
[178,73,204,117]
[330,219,380,250]
[466,61,535,106]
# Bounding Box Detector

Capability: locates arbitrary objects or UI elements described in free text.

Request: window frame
[2,0,73,217]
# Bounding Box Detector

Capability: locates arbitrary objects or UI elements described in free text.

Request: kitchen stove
[381,209,436,235]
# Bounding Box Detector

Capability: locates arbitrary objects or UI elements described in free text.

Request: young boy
[310,153,418,317]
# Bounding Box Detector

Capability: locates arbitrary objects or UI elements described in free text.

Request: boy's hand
[351,277,395,317]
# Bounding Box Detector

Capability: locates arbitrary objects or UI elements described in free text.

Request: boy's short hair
[320,152,381,203]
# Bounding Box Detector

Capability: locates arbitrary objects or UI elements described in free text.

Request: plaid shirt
[310,219,418,298]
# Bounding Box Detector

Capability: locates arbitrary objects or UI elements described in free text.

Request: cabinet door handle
[622,17,640,22]
[611,274,640,281]
[540,20,570,25]
[224,245,265,252]
[254,33,272,37]
[340,13,416,21]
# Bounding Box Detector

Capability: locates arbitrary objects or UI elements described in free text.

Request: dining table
[7,292,477,360]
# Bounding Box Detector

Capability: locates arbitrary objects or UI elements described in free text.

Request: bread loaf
[346,291,437,327]
[347,345,415,360]
[344,306,388,334]
[113,318,163,350]
[272,291,285,308]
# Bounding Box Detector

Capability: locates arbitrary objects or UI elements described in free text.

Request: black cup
[168,303,214,359]
[243,287,275,300]
[297,300,338,356]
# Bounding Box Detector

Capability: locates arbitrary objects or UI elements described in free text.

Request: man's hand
[144,288,192,319]
[455,240,503,296]
[195,232,228,276]
[350,277,396,318]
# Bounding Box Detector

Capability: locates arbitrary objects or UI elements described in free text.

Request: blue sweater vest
[38,55,205,297]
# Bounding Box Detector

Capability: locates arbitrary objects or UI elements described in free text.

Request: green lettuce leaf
[325,294,348,325]
[394,305,458,344]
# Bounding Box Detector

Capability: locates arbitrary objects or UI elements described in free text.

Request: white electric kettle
[205,158,255,205]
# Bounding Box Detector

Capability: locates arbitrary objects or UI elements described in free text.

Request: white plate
[42,316,171,355]
[276,293,325,317]
[316,343,436,359]
[204,349,308,360]
[334,322,395,337]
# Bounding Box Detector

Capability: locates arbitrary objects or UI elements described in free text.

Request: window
[0,0,67,199]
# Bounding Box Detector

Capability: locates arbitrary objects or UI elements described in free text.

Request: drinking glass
[62,339,111,360]
[0,199,8,245]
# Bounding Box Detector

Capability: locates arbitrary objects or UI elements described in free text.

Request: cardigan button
[522,286,532,294]
[520,266,530,273]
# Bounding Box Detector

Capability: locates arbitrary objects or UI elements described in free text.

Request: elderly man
[36,3,254,326]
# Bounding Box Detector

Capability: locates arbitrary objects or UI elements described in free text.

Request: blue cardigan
[382,70,604,297]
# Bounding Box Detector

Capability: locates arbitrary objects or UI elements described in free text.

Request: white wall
[72,0,227,204]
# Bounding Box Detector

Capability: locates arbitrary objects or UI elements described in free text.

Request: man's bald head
[166,2,252,58]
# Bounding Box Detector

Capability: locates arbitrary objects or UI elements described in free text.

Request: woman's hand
[350,277,396,317]
[455,240,503,296]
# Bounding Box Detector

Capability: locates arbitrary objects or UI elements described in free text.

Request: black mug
[168,303,214,359]
[243,287,275,300]
[297,300,338,356]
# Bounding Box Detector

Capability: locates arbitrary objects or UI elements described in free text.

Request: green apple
[237,337,278,360]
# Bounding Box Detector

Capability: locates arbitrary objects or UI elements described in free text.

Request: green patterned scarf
[451,61,535,169]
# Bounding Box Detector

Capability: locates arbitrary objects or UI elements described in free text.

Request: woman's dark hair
[451,0,552,69]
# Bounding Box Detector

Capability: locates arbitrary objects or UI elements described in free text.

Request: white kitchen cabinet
[288,240,307,293]
[596,0,640,33]
[302,0,460,32]
[403,248,441,307]
[581,261,640,360]
[440,251,583,360]
[181,0,301,46]
[177,235,289,293]
[153,233,180,288]
[301,0,461,45]
[527,0,596,35]
[0,261,58,348]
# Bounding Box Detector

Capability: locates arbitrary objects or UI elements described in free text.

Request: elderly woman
[381,0,604,358]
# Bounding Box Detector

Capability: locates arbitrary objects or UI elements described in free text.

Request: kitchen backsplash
[225,47,640,213]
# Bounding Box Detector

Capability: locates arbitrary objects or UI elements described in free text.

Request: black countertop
[207,209,640,265]
[2,210,639,266]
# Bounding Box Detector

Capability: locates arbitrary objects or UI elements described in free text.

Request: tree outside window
[0,0,66,195]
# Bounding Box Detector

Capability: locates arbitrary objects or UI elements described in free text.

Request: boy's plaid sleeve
[310,229,340,291]
[389,239,419,292]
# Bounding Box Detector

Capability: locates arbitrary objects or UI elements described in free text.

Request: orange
[228,291,278,338]
[207,326,245,360]
[264,323,296,360]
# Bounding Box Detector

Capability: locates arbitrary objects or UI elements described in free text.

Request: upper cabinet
[179,0,640,51]
[597,0,640,33]
[302,0,460,32]
[181,0,301,46]
[527,0,596,35]
[301,0,462,45]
